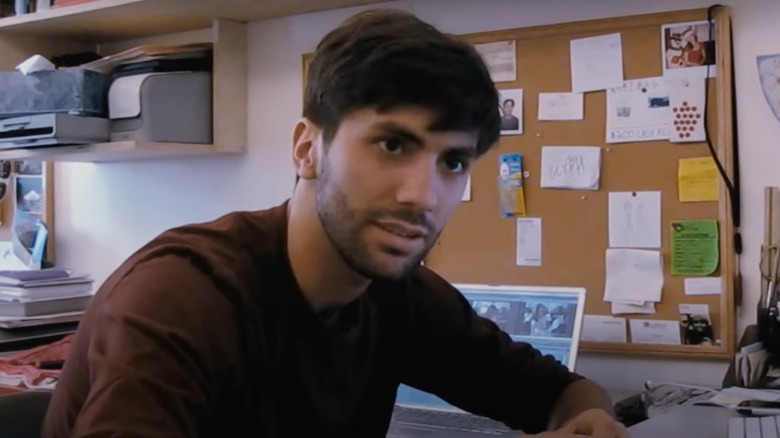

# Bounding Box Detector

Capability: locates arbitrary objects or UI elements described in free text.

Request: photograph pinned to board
[661,21,716,78]
[498,88,523,135]
[606,77,670,144]
[498,152,526,217]
[473,40,516,83]
[15,175,44,216]
[756,53,780,124]
[679,303,719,346]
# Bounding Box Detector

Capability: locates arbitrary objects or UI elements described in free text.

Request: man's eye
[444,158,467,173]
[377,138,404,154]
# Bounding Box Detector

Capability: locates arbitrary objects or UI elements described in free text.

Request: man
[500,98,520,131]
[42,9,627,438]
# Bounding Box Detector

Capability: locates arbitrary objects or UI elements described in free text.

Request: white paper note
[538,92,584,120]
[604,248,664,303]
[582,315,627,342]
[611,301,657,315]
[540,146,601,190]
[668,77,706,143]
[606,77,670,143]
[684,277,722,295]
[630,319,682,345]
[679,303,710,319]
[608,191,662,249]
[474,40,516,83]
[570,33,624,93]
[516,218,542,266]
[461,176,471,202]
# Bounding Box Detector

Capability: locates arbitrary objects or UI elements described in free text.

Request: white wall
[54,0,780,391]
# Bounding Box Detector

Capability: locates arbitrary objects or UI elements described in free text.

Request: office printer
[108,71,212,144]
[0,113,109,150]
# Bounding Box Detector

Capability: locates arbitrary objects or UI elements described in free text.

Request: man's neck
[287,187,371,313]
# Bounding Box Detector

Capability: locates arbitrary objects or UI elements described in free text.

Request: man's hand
[555,408,628,437]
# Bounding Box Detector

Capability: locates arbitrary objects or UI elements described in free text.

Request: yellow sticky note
[678,157,719,202]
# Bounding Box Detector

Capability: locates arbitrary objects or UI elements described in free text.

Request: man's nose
[395,159,439,211]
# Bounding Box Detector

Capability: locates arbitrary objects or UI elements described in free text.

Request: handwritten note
[603,248,664,304]
[516,218,542,266]
[606,77,670,143]
[538,92,584,120]
[570,33,624,93]
[608,191,662,249]
[540,146,601,190]
[474,40,516,83]
[671,220,719,275]
[678,157,718,202]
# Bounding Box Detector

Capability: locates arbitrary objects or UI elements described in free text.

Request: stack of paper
[0,268,93,328]
[603,248,664,314]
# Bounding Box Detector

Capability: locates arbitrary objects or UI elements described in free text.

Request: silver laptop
[387,283,587,438]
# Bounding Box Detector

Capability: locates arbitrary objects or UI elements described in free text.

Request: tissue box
[0,67,108,118]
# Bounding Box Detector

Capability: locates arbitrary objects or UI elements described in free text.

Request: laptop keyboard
[392,405,511,435]
[728,416,780,438]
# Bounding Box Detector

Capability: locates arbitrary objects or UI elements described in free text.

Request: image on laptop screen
[395,284,586,410]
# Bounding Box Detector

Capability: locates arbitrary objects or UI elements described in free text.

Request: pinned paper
[684,277,722,295]
[498,153,527,217]
[608,191,661,249]
[757,53,780,124]
[582,315,627,343]
[474,40,516,83]
[498,88,523,135]
[669,77,706,142]
[671,220,719,275]
[540,146,601,190]
[611,301,656,315]
[603,248,664,304]
[461,176,471,202]
[570,33,624,93]
[630,319,682,345]
[606,77,670,143]
[678,156,718,202]
[661,21,716,79]
[516,218,542,267]
[538,92,584,120]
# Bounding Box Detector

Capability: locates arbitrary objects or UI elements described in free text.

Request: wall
[54,0,780,391]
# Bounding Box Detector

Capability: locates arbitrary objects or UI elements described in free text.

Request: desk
[628,404,741,437]
[0,322,77,353]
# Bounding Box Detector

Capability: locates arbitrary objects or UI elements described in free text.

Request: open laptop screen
[395,284,586,409]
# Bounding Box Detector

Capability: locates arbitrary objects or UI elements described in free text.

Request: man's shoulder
[101,202,289,299]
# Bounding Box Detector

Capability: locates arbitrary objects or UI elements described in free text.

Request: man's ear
[292,118,321,180]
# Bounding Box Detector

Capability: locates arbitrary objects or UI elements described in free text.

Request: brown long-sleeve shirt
[42,201,580,437]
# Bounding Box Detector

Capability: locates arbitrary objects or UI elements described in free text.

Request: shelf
[0,141,229,162]
[0,0,389,42]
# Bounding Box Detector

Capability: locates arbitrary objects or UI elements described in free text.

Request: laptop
[387,283,587,438]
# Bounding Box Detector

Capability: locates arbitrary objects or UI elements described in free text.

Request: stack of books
[0,268,93,329]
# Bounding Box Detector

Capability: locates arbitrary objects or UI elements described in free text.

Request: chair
[0,390,53,438]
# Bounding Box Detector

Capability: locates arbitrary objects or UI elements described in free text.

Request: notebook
[387,283,587,438]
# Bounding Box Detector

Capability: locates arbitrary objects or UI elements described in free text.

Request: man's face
[502,101,514,115]
[314,106,478,281]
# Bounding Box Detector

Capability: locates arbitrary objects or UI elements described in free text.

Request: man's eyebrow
[372,121,425,145]
[372,121,478,156]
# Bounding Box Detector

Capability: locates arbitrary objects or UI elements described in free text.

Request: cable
[704,4,743,304]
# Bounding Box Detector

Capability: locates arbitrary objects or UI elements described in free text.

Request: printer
[108,71,212,144]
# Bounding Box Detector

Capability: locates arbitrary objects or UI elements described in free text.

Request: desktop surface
[628,404,741,437]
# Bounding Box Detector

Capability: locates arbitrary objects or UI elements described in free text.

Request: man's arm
[43,255,243,438]
[547,379,628,437]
